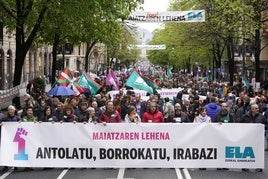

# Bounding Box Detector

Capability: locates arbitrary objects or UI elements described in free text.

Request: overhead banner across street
[128,44,166,50]
[127,10,205,23]
[0,123,264,168]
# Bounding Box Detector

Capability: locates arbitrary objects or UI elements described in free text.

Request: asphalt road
[0,151,267,179]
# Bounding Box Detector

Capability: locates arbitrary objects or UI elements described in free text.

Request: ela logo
[187,11,203,20]
[225,146,255,159]
[13,128,28,160]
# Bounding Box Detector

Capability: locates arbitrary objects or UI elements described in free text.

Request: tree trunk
[12,0,49,109]
[254,29,261,82]
[227,37,234,86]
[51,34,60,86]
[84,41,97,72]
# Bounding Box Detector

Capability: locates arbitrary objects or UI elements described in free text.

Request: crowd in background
[0,72,268,172]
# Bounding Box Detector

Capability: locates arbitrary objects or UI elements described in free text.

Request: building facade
[0,27,106,90]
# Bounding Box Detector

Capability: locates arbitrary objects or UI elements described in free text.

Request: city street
[0,151,267,179]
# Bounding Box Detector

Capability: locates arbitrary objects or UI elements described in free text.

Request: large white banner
[0,123,264,168]
[127,10,205,23]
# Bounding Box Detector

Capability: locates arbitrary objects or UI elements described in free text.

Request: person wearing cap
[0,105,21,123]
[0,105,21,172]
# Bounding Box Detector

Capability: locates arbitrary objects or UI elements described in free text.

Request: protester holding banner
[240,103,266,124]
[98,100,122,124]
[40,106,57,122]
[91,100,103,119]
[173,103,189,123]
[23,106,38,122]
[141,101,164,123]
[193,107,211,123]
[0,105,21,123]
[239,103,266,172]
[76,100,90,122]
[125,105,141,123]
[61,105,79,123]
[214,102,234,123]
[0,105,21,172]
[85,107,98,123]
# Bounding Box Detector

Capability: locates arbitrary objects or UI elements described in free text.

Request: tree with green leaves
[0,0,52,108]
[0,0,143,108]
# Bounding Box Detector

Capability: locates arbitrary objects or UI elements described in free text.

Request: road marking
[0,169,12,179]
[175,168,183,179]
[183,168,192,179]
[56,169,69,179]
[117,168,125,179]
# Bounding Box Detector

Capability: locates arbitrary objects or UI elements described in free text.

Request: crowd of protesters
[0,70,268,172]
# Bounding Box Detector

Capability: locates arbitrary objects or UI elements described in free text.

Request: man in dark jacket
[214,102,233,123]
[240,103,267,172]
[0,105,21,172]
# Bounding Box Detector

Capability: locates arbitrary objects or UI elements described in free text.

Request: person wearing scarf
[193,107,211,123]
[125,105,141,123]
[61,105,78,123]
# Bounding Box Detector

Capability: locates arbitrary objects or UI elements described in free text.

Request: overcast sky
[137,0,171,32]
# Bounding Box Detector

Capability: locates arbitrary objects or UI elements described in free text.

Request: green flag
[166,67,173,79]
[78,72,100,95]
[125,71,153,94]
[243,77,250,90]
[141,75,158,94]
